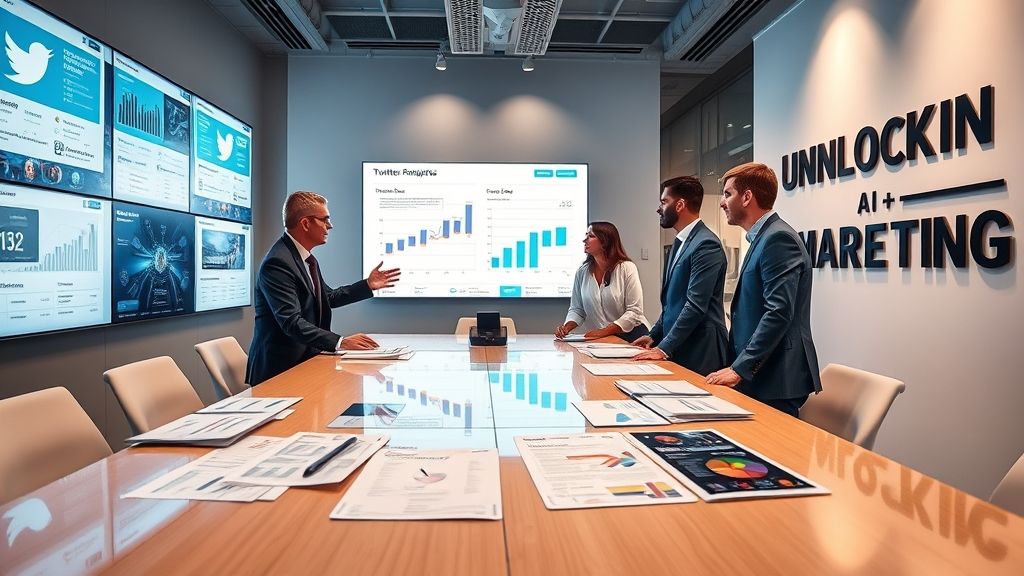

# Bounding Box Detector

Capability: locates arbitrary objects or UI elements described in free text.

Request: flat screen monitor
[362,162,588,298]
[0,183,111,338]
[111,201,194,323]
[190,97,251,223]
[194,215,251,311]
[0,0,112,198]
[112,51,192,211]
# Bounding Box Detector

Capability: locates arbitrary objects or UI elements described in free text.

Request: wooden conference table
[1,335,1021,575]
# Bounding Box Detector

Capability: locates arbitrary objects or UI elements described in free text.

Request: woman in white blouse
[555,221,649,341]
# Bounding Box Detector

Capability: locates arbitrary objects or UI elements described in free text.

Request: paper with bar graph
[514,433,696,510]
[362,162,588,298]
[331,448,502,520]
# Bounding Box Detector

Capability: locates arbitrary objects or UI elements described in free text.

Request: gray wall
[0,0,273,450]
[287,56,662,334]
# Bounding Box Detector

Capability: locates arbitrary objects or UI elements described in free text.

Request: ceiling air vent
[241,0,328,51]
[509,0,563,56]
[444,0,484,54]
[680,0,768,61]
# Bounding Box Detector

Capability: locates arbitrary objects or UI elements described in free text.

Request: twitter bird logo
[216,130,234,161]
[4,498,52,547]
[5,31,52,85]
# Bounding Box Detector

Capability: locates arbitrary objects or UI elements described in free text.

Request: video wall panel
[191,97,252,223]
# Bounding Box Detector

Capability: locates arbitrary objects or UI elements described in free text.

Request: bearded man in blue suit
[705,163,821,417]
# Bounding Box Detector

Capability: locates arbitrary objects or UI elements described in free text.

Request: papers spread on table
[581,363,672,376]
[322,347,414,360]
[126,412,278,447]
[572,400,668,427]
[640,395,752,423]
[328,403,405,428]
[224,432,389,487]
[514,433,697,510]
[568,342,637,350]
[626,430,829,501]
[330,448,502,520]
[197,397,301,415]
[614,379,710,397]
[555,334,590,342]
[581,347,643,359]
[124,436,289,502]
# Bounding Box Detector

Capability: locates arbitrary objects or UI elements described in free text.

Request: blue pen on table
[302,437,358,477]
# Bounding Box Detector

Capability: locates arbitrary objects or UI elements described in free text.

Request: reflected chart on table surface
[489,370,585,428]
[361,371,494,430]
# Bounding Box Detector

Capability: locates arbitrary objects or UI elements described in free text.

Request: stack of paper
[325,347,414,360]
[197,396,301,415]
[127,412,279,447]
[614,379,710,397]
[572,400,668,427]
[581,363,673,376]
[225,432,389,487]
[581,346,644,359]
[640,395,753,423]
[555,334,590,342]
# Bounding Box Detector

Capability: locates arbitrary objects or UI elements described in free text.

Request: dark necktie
[305,254,322,322]
[664,237,682,282]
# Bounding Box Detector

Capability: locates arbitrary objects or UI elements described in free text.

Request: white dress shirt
[565,260,649,333]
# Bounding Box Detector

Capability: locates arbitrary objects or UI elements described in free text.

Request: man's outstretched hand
[367,261,401,290]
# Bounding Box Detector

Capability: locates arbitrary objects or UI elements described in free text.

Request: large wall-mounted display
[111,202,194,323]
[0,0,112,198]
[112,52,192,211]
[0,1,253,340]
[191,97,252,223]
[363,162,589,298]
[194,216,251,312]
[0,182,111,337]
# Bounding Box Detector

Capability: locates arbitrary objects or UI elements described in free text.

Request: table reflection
[356,370,495,429]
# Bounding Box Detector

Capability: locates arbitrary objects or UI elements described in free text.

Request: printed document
[514,433,696,510]
[331,448,502,520]
[572,400,668,427]
[581,363,672,376]
[197,397,301,414]
[614,379,709,397]
[225,432,389,487]
[126,412,277,447]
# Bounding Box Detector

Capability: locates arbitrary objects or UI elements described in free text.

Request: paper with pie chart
[330,448,501,520]
[571,400,668,427]
[514,433,697,510]
[626,429,829,501]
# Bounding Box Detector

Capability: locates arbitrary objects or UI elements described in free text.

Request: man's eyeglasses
[307,215,331,225]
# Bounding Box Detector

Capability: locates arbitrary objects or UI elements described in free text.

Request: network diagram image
[113,204,194,321]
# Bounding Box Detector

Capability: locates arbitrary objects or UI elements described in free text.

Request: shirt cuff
[336,336,344,350]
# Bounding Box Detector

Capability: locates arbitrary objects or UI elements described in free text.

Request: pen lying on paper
[302,437,358,477]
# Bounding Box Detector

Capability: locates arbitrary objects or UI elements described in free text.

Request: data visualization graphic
[0,183,111,337]
[363,163,588,298]
[112,202,194,322]
[194,217,251,312]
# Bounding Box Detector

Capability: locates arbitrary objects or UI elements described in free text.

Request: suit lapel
[732,213,779,310]
[662,222,705,301]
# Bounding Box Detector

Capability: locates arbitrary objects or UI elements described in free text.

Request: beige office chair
[990,452,1024,516]
[799,363,906,450]
[104,356,204,435]
[454,316,517,337]
[195,336,250,400]
[0,387,112,504]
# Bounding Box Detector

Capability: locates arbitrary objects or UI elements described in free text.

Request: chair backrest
[195,336,249,400]
[0,387,112,504]
[800,363,906,450]
[454,316,517,337]
[103,356,203,435]
[990,452,1024,516]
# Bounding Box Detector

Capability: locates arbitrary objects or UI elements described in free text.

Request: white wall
[754,0,1023,498]
[286,56,662,333]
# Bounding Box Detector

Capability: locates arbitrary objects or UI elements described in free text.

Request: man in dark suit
[632,176,728,376]
[246,191,400,385]
[705,163,821,417]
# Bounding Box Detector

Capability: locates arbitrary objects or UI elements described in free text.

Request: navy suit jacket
[649,220,728,376]
[246,235,373,385]
[729,213,821,401]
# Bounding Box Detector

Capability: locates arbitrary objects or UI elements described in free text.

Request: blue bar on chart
[408,235,416,247]
[465,402,472,427]
[420,229,427,245]
[443,220,450,238]
[515,373,525,400]
[542,230,552,247]
[541,391,552,408]
[554,392,568,412]
[516,241,526,268]
[503,247,512,268]
[529,233,539,268]
[397,239,404,251]
[502,373,512,393]
[442,399,450,415]
[491,257,500,268]
[453,404,461,418]
[408,387,416,399]
[555,227,567,246]
[420,391,427,406]
[465,203,473,234]
[528,373,538,404]
[454,220,461,234]
[385,243,394,254]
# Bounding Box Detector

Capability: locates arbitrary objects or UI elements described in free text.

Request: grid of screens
[0,0,253,339]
